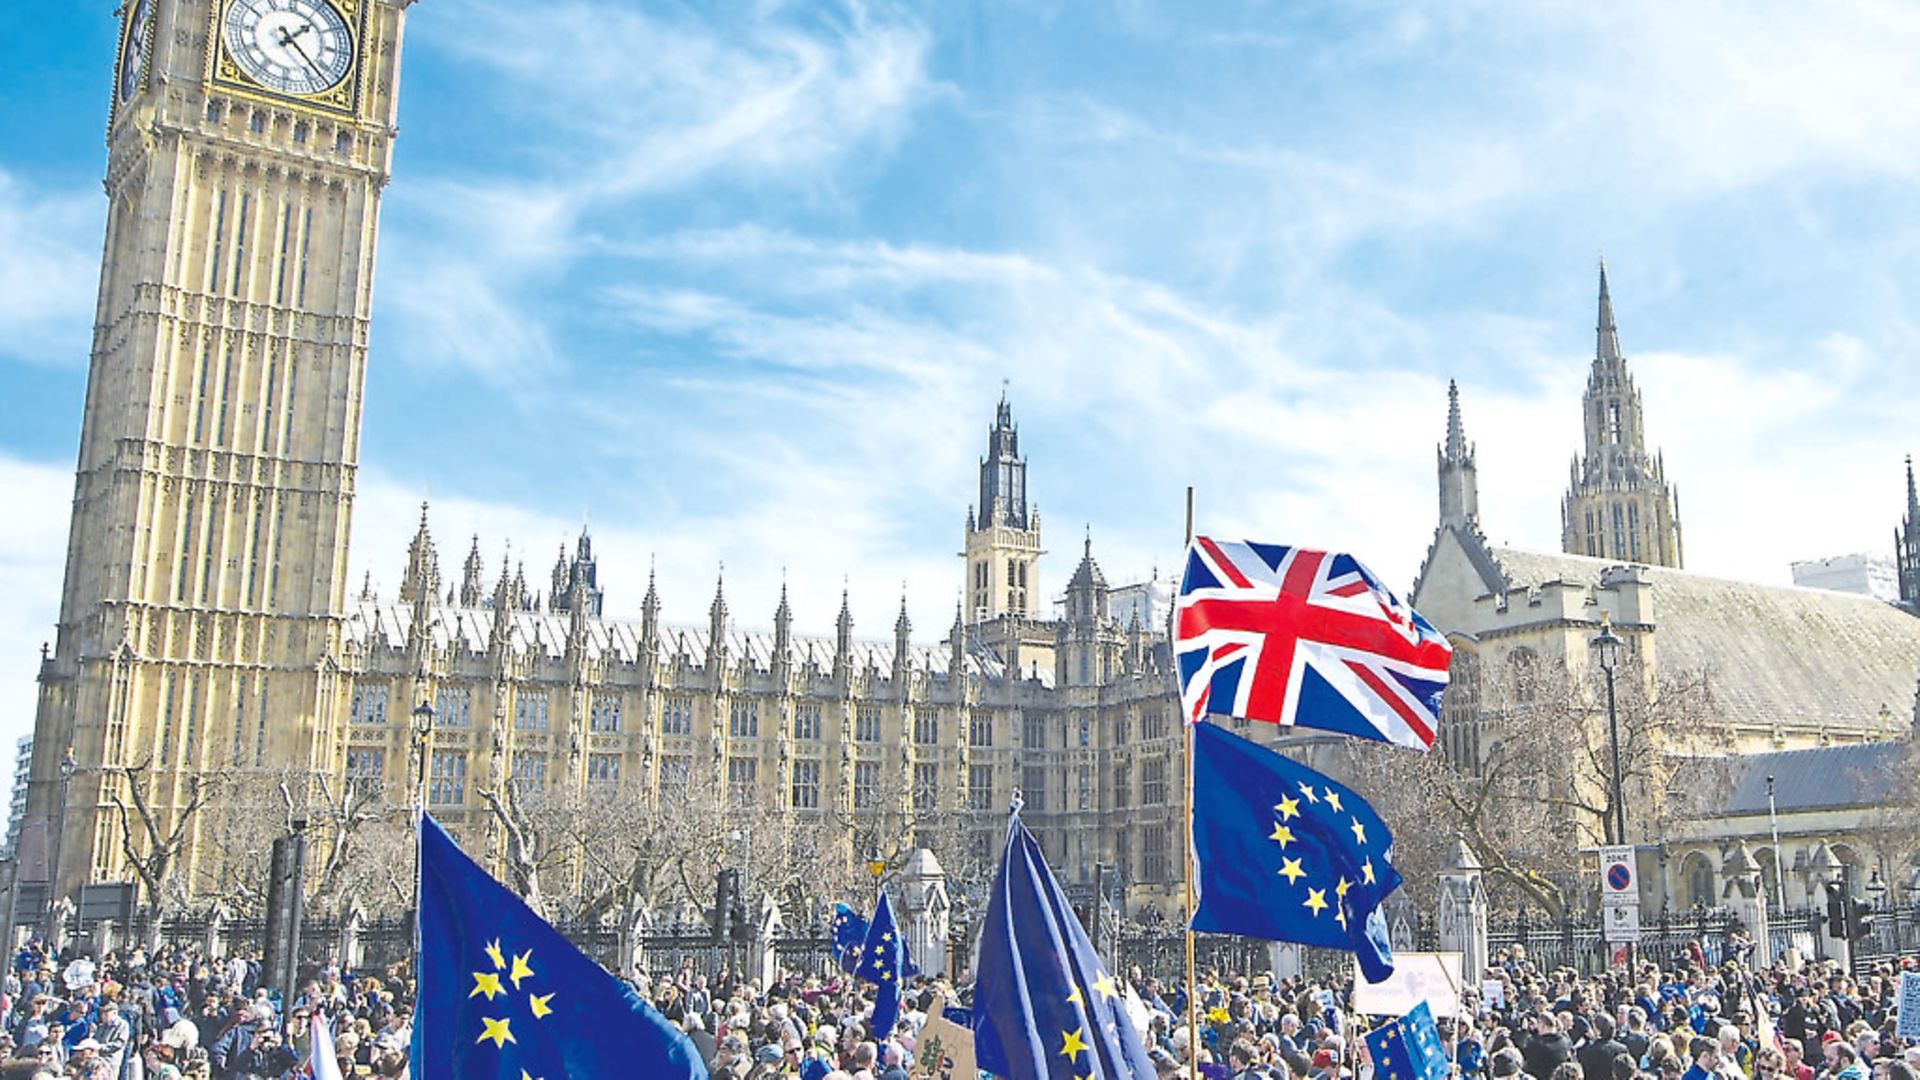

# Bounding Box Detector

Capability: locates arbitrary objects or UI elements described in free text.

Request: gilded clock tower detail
[24,0,415,902]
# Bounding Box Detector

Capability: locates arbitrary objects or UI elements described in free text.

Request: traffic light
[1850,899,1873,940]
[714,868,740,943]
[1824,881,1846,935]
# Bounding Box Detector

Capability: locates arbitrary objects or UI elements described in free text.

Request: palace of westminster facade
[22,0,1920,916]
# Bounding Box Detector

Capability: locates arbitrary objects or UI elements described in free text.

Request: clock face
[222,0,354,97]
[117,0,152,105]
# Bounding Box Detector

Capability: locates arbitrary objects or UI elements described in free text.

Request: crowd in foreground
[0,933,1916,1080]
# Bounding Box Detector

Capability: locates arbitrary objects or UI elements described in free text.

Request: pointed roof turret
[1067,529,1108,592]
[894,588,912,639]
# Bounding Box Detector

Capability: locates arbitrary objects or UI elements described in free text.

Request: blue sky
[4,0,1920,746]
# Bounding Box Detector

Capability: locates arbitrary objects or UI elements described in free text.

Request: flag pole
[1181,485,1198,1080]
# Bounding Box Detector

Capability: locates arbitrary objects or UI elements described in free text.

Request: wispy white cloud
[0,455,74,754]
[0,171,100,367]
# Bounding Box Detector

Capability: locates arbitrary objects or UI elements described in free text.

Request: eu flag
[831,902,869,975]
[854,891,915,1038]
[974,812,1156,1080]
[1190,721,1401,981]
[416,815,708,1079]
[1364,1002,1448,1080]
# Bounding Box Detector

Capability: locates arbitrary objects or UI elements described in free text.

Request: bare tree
[1345,653,1728,915]
[106,760,222,915]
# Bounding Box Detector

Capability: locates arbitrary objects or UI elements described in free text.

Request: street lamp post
[46,748,78,929]
[1766,774,1786,911]
[410,698,435,919]
[1589,614,1627,846]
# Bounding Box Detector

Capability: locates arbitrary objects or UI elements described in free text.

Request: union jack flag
[1175,537,1452,750]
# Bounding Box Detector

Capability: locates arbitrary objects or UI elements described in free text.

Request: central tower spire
[1561,263,1684,567]
[963,389,1044,624]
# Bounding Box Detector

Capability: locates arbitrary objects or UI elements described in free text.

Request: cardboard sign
[1897,973,1920,1040]
[916,993,978,1080]
[1354,952,1464,1018]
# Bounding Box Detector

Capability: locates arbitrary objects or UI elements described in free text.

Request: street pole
[1603,664,1624,845]
[410,697,435,928]
[48,748,76,937]
[1766,774,1786,910]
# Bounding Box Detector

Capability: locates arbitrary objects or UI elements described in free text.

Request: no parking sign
[1600,846,1636,907]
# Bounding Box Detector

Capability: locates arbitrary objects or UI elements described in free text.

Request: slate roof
[1485,546,1920,733]
[1676,742,1908,817]
[342,598,1053,686]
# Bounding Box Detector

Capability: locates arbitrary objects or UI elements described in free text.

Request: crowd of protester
[2,931,1918,1080]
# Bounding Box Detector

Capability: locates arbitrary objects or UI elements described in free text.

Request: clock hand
[276,26,326,79]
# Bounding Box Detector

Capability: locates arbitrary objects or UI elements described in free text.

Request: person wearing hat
[370,1033,408,1079]
[68,1037,111,1080]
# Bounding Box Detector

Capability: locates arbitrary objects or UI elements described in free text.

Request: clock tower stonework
[24,0,414,903]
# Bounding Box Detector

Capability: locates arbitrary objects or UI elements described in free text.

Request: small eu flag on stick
[1189,720,1402,981]
[854,891,917,1039]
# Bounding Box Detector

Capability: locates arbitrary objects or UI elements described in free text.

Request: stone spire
[398,502,440,607]
[773,576,794,680]
[641,559,661,645]
[460,536,485,608]
[707,567,728,674]
[1437,379,1480,529]
[834,584,854,684]
[893,589,913,683]
[1898,456,1920,612]
[1597,258,1623,369]
[948,599,967,679]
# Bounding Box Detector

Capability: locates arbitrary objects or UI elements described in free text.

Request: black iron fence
[92,909,838,981]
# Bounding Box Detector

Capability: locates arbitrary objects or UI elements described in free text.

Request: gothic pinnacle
[1445,379,1470,461]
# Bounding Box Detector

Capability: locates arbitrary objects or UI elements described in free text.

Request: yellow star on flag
[1350,818,1368,846]
[529,992,555,1019]
[1324,789,1343,813]
[1362,859,1377,885]
[470,971,505,1001]
[485,940,506,970]
[478,1016,515,1048]
[1303,888,1329,916]
[1269,822,1296,848]
[1066,986,1084,1006]
[1278,857,1306,885]
[1335,877,1352,899]
[521,1072,541,1080]
[1275,795,1300,821]
[1298,782,1318,803]
[1092,974,1118,1000]
[1060,1027,1089,1063]
[509,951,536,989]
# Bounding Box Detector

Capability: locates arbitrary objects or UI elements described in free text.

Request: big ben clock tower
[22,0,415,905]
